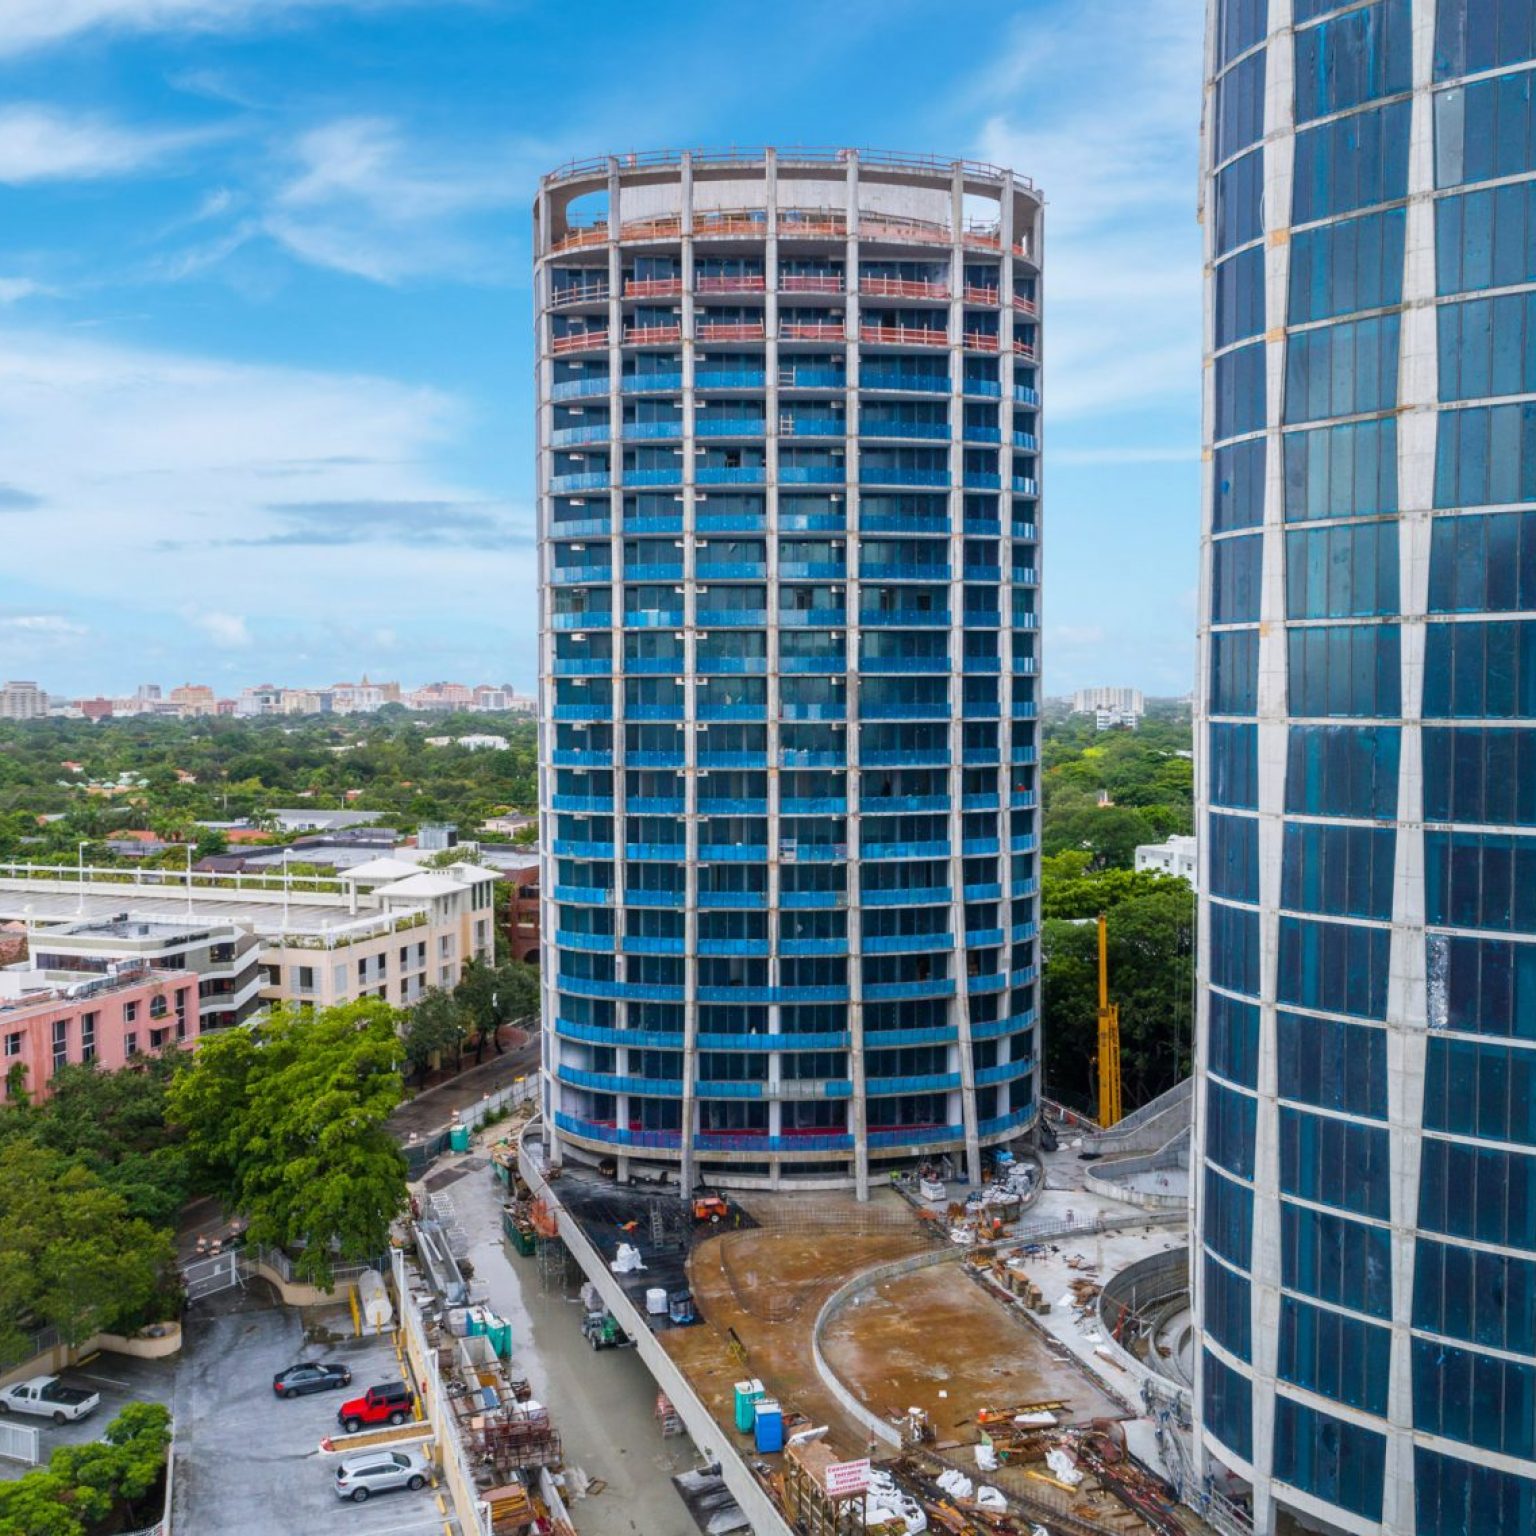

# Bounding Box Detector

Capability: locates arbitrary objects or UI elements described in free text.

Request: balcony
[551,704,609,723]
[861,747,949,768]
[696,889,768,908]
[780,274,845,294]
[781,701,846,721]
[697,749,768,768]
[696,417,766,439]
[865,1025,957,1048]
[858,654,946,674]
[550,471,610,493]
[551,837,613,857]
[627,887,686,907]
[623,467,683,488]
[554,929,614,953]
[963,471,1002,491]
[975,1058,1034,1087]
[697,702,767,721]
[862,931,952,954]
[550,794,611,812]
[863,839,950,861]
[860,323,947,347]
[620,214,684,241]
[865,1067,962,1090]
[963,284,1000,306]
[697,508,767,533]
[696,654,767,675]
[551,280,610,307]
[622,608,684,628]
[555,1019,683,1050]
[1012,476,1039,495]
[860,700,949,721]
[972,1009,1036,1041]
[862,793,949,814]
[1014,384,1041,406]
[860,561,949,583]
[779,889,847,910]
[550,748,610,767]
[552,330,609,356]
[553,658,612,676]
[696,369,768,391]
[696,466,766,486]
[779,561,846,581]
[859,608,951,627]
[866,1123,965,1149]
[622,934,687,955]
[860,277,948,301]
[622,419,683,442]
[964,927,1005,948]
[698,321,766,343]
[779,937,849,957]
[551,423,611,448]
[780,322,847,343]
[552,375,612,401]
[558,975,684,1003]
[560,1066,684,1097]
[551,883,613,904]
[860,509,949,535]
[778,608,846,628]
[624,276,683,298]
[627,795,684,814]
[963,881,1003,902]
[695,608,768,627]
[625,841,687,861]
[961,836,1001,856]
[623,324,682,347]
[622,372,684,394]
[697,796,768,814]
[554,1113,682,1151]
[696,274,766,295]
[860,367,951,394]
[780,366,848,390]
[625,703,684,721]
[859,419,949,441]
[551,566,612,586]
[779,414,845,439]
[859,466,949,488]
[624,562,682,582]
[780,748,845,769]
[695,211,769,238]
[781,796,847,814]
[961,331,1000,354]
[780,464,847,485]
[1013,339,1037,360]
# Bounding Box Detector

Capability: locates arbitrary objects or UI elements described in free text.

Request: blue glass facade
[1198,2,1536,1530]
[535,149,1041,1191]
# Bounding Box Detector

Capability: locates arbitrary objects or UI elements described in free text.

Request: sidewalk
[388,1026,540,1139]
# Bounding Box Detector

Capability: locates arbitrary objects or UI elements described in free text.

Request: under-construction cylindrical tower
[534,147,1043,1195]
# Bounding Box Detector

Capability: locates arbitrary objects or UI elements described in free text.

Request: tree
[0,1141,176,1357]
[1041,805,1157,869]
[402,988,469,1081]
[168,1002,407,1286]
[454,957,539,1061]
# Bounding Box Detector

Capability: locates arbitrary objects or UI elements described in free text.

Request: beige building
[0,681,48,719]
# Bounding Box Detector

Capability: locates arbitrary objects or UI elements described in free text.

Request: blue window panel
[1438,296,1536,403]
[1287,624,1401,717]
[1215,246,1267,349]
[1212,533,1263,623]
[1433,0,1536,81]
[1427,933,1536,1038]
[1436,67,1536,188]
[1214,437,1267,533]
[1282,1201,1393,1316]
[1285,723,1401,817]
[1202,1347,1253,1461]
[1430,511,1536,612]
[1415,1237,1536,1356]
[1210,628,1260,715]
[1217,0,1268,67]
[1210,901,1262,996]
[1204,1165,1255,1268]
[1424,621,1536,718]
[1283,418,1398,522]
[1273,1397,1386,1523]
[1426,829,1536,934]
[1280,1104,1391,1218]
[1281,822,1396,920]
[1210,812,1260,902]
[1278,915,1391,1020]
[1294,0,1412,125]
[1210,721,1260,809]
[1203,1255,1252,1361]
[1418,1136,1536,1249]
[1417,1447,1536,1536]
[1293,100,1411,223]
[1216,148,1265,258]
[1206,1078,1258,1179]
[1278,1010,1388,1117]
[1279,1294,1391,1414]
[1425,1036,1536,1146]
[1216,342,1268,440]
[1413,1337,1536,1459]
[1437,185,1536,298]
[1283,314,1401,424]
[1287,207,1405,324]
[1435,404,1536,509]
[1285,522,1399,618]
[1209,993,1261,1087]
[1215,50,1267,163]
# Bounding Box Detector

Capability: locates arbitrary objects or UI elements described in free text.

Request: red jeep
[337,1382,415,1433]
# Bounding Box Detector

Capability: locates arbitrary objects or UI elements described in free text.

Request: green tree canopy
[167,1001,407,1285]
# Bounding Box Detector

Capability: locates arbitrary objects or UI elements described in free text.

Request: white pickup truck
[0,1375,100,1424]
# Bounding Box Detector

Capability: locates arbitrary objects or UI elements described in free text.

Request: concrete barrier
[0,1322,182,1391]
[1094,1245,1193,1410]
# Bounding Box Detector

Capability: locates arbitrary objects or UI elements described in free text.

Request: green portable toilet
[733,1378,765,1433]
[449,1123,471,1153]
[485,1315,513,1357]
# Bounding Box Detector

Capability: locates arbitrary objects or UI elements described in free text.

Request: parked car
[273,1363,352,1399]
[333,1448,429,1502]
[337,1381,415,1433]
[0,1376,100,1425]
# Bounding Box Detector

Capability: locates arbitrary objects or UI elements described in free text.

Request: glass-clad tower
[534,149,1042,1195]
[1195,1,1536,1532]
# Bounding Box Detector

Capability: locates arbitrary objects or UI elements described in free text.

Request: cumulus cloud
[0,278,53,304]
[0,483,45,509]
[185,609,252,649]
[0,613,87,639]
[0,105,209,185]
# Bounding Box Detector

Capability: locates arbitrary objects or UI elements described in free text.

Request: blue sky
[0,0,1204,699]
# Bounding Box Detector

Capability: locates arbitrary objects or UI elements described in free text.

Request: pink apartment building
[0,967,198,1104]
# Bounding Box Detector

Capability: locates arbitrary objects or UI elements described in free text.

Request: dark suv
[337,1382,415,1433]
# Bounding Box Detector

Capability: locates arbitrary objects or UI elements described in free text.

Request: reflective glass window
[1278,1294,1391,1413]
[1206,1078,1258,1179]
[1293,100,1411,222]
[1416,1447,1536,1536]
[1281,822,1396,920]
[1210,721,1260,809]
[1294,0,1412,124]
[1215,148,1265,257]
[1210,812,1260,902]
[1217,0,1268,67]
[1427,932,1536,1036]
[1216,342,1268,440]
[1274,1397,1386,1522]
[1433,0,1536,80]
[1436,184,1536,297]
[1287,623,1401,717]
[1435,403,1536,509]
[1216,51,1268,163]
[1283,313,1400,423]
[1278,1010,1386,1116]
[1202,1347,1253,1460]
[1425,829,1536,933]
[1214,438,1267,533]
[1204,1255,1252,1361]
[1285,522,1399,618]
[1279,1104,1391,1217]
[1413,1337,1536,1458]
[1283,418,1398,521]
[1278,914,1391,1020]
[1213,533,1263,623]
[1425,1036,1536,1145]
[1204,1165,1255,1268]
[1417,1135,1536,1249]
[1430,510,1536,611]
[1288,207,1405,324]
[1435,68,1536,187]
[1438,295,1536,403]
[1216,246,1267,349]
[1211,628,1260,715]
[1285,723,1401,817]
[1423,620,1536,718]
[1282,1201,1392,1316]
[1210,901,1262,995]
[1209,993,1261,1086]
[1415,1237,1536,1355]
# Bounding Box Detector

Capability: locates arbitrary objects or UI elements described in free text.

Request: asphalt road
[388,1030,541,1141]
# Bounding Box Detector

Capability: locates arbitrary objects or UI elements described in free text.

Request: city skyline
[0,0,1203,696]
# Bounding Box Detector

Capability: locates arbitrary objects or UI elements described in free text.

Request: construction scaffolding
[528,1197,574,1292]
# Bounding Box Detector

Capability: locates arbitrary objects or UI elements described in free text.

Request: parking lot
[172,1285,459,1535]
[0,1349,179,1478]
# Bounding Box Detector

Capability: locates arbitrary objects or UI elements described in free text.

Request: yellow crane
[1096,912,1122,1129]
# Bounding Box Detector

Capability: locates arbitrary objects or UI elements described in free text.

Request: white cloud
[0,277,52,304]
[0,1,452,56]
[0,105,204,185]
[0,614,87,639]
[186,609,252,649]
[967,0,1204,422]
[0,326,533,679]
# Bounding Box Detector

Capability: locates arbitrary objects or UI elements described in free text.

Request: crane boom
[1096,912,1122,1129]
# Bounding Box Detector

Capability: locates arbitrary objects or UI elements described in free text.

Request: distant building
[407,682,475,712]
[169,684,216,716]
[504,856,539,966]
[425,733,510,752]
[235,684,283,717]
[1094,707,1139,732]
[481,814,535,838]
[331,678,386,714]
[0,964,199,1104]
[416,823,459,853]
[267,808,385,834]
[0,681,48,720]
[1134,835,1196,884]
[77,697,115,721]
[1072,687,1144,718]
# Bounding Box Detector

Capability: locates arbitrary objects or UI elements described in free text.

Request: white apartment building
[1133,834,1196,884]
[1071,686,1144,717]
[0,681,48,720]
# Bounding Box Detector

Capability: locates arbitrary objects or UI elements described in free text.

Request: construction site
[494,1071,1212,1536]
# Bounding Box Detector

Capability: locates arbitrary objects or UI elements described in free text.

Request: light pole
[185,842,194,917]
[77,841,88,915]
